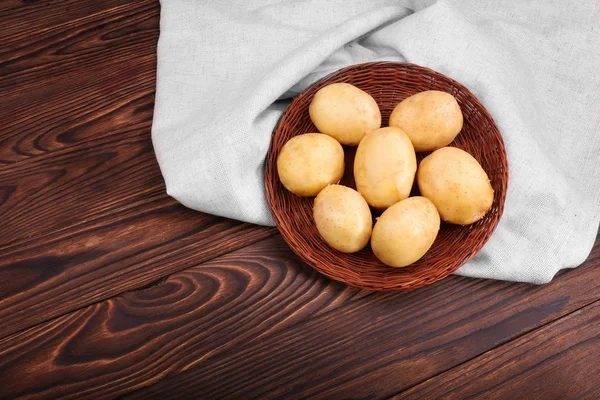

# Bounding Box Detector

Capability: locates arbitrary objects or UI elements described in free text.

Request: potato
[417,147,494,225]
[313,185,372,253]
[309,83,381,145]
[371,196,440,268]
[389,90,463,152]
[277,133,344,196]
[354,127,417,209]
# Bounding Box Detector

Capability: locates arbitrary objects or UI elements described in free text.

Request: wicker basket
[265,62,508,291]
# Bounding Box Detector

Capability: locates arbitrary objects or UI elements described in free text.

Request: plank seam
[386,296,600,399]
[0,229,279,342]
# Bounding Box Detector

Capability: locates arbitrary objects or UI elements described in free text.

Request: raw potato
[354,127,417,209]
[313,185,372,253]
[417,147,494,225]
[371,197,440,268]
[277,133,344,196]
[309,83,381,145]
[389,90,463,152]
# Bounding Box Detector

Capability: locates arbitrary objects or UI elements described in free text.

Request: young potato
[354,127,417,209]
[309,83,381,145]
[417,147,494,225]
[389,90,463,152]
[371,197,440,268]
[313,185,372,253]
[277,133,344,197]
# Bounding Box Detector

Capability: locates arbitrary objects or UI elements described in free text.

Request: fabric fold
[152,0,600,283]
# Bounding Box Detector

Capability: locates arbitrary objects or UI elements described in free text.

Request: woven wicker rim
[265,62,508,291]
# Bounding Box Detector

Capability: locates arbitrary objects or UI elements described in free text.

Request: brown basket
[265,62,508,291]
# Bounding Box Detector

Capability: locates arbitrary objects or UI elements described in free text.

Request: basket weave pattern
[265,62,508,291]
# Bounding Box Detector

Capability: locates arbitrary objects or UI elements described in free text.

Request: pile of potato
[277,82,494,268]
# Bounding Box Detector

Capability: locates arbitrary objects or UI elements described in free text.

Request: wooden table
[1,1,598,399]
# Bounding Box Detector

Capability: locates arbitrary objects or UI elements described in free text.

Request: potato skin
[277,133,344,197]
[371,196,440,268]
[354,127,417,209]
[389,90,463,152]
[309,83,381,145]
[417,147,494,225]
[313,185,372,253]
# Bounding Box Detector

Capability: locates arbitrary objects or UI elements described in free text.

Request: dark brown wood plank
[127,237,600,400]
[0,236,363,400]
[0,1,159,92]
[0,193,275,339]
[0,0,244,339]
[0,0,274,352]
[0,54,156,165]
[0,1,159,166]
[0,1,140,45]
[0,236,597,399]
[396,300,600,400]
[0,133,162,245]
[0,0,161,245]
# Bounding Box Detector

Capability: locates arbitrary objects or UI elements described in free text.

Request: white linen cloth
[151,0,600,284]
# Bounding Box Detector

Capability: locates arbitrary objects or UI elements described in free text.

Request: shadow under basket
[265,62,508,291]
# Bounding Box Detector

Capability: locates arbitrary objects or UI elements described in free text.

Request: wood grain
[0,54,156,165]
[0,1,143,45]
[2,1,599,399]
[0,193,275,339]
[1,135,160,244]
[396,300,600,400]
[0,236,597,400]
[127,238,600,400]
[0,236,363,400]
[0,0,161,245]
[0,11,278,333]
[0,0,275,341]
[0,1,159,92]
